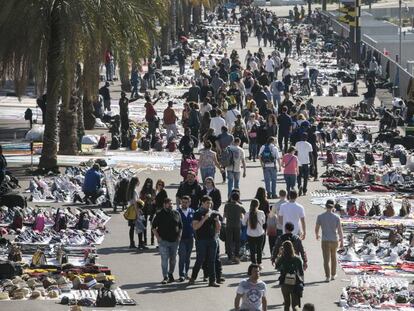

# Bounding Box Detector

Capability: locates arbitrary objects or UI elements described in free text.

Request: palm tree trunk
[39,0,64,170]
[58,30,78,155]
[192,4,202,25]
[82,53,98,130]
[119,50,131,92]
[171,0,177,45]
[160,26,170,55]
[182,1,190,34]
[75,63,85,151]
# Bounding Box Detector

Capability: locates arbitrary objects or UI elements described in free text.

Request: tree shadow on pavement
[127,282,208,294]
[98,246,141,255]
[267,304,284,310]
[305,280,329,287]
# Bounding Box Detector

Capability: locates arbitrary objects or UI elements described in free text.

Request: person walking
[154,179,168,213]
[139,178,156,246]
[315,200,344,282]
[234,264,268,311]
[274,240,304,311]
[224,191,246,264]
[198,141,222,182]
[201,177,222,211]
[266,209,278,255]
[271,222,308,271]
[125,177,141,248]
[259,137,281,199]
[272,189,288,237]
[277,106,292,154]
[278,190,306,240]
[189,196,221,287]
[176,171,203,210]
[295,133,313,196]
[152,198,183,284]
[225,138,246,198]
[282,146,299,194]
[242,199,266,265]
[163,101,178,140]
[177,196,194,282]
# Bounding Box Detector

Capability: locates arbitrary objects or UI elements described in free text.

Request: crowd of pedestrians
[118,3,354,311]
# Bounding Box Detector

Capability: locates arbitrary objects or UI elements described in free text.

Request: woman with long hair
[200,177,222,211]
[265,114,278,139]
[275,240,304,311]
[254,187,270,251]
[282,146,299,195]
[242,199,266,265]
[154,179,168,214]
[126,177,140,248]
[199,111,211,142]
[140,178,156,246]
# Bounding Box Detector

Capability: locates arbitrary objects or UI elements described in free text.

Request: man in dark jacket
[271,222,308,270]
[99,82,111,111]
[152,198,183,284]
[0,145,7,185]
[277,106,292,153]
[176,171,203,209]
[178,128,197,157]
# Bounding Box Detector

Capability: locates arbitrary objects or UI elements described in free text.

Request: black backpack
[140,137,150,151]
[24,108,33,120]
[0,261,22,279]
[346,151,356,166]
[382,152,392,166]
[364,152,375,166]
[114,178,129,204]
[96,288,117,307]
[109,136,120,150]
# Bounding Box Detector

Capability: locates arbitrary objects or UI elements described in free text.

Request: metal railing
[321,11,413,98]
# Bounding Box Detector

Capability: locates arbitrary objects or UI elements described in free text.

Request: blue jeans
[178,238,194,278]
[272,94,281,109]
[200,167,216,183]
[284,174,297,194]
[227,170,241,198]
[263,167,277,196]
[159,240,179,278]
[191,239,218,283]
[249,142,258,160]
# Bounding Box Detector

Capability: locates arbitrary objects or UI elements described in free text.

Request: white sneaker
[331,275,337,281]
[325,277,330,282]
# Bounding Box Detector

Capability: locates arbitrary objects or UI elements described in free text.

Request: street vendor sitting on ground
[82,163,104,204]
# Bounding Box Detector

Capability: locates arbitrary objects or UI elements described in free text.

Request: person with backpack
[224,138,246,198]
[274,240,305,311]
[259,137,281,199]
[271,222,308,270]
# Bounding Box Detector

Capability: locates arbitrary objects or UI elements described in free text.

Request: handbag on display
[95,288,117,307]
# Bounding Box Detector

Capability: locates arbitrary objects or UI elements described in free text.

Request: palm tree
[0,0,168,170]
